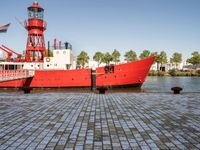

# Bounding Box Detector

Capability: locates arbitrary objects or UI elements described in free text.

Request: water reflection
[143,77,200,92]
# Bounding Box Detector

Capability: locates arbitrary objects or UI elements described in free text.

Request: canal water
[143,76,200,93]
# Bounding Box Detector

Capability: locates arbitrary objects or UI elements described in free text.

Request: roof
[28,1,44,11]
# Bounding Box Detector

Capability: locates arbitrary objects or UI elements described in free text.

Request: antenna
[15,17,25,29]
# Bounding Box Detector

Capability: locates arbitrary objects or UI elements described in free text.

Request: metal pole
[91,68,96,91]
[48,41,50,57]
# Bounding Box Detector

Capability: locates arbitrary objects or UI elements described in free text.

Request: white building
[150,62,185,71]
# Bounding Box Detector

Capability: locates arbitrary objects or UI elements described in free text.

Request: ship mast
[25,1,47,62]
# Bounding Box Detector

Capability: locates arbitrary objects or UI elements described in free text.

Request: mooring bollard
[97,86,108,94]
[22,87,32,94]
[171,87,183,94]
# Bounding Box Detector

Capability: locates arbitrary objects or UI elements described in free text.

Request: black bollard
[171,87,183,94]
[23,87,32,94]
[97,86,108,94]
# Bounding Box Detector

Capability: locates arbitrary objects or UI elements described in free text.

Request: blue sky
[0,0,200,61]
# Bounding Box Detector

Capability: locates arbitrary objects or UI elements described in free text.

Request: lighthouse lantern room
[25,1,47,62]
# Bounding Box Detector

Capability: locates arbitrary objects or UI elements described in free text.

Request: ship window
[54,64,57,66]
[47,64,49,67]
[66,64,70,70]
[31,65,33,67]
[8,65,15,70]
[104,65,114,74]
[0,65,3,70]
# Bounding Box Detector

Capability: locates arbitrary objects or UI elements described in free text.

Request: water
[143,76,200,92]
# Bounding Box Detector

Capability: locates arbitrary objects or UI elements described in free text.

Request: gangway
[0,69,34,82]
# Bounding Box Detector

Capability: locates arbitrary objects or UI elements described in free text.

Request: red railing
[0,70,34,82]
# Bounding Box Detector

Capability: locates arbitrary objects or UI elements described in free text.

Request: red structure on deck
[25,1,47,62]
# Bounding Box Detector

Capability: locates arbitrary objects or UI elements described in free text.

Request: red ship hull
[0,56,155,89]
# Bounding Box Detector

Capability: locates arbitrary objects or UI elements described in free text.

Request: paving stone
[0,92,200,149]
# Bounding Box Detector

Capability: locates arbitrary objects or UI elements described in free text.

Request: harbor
[0,92,200,150]
[0,1,200,150]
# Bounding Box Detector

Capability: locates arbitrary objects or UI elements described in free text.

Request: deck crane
[1,45,22,62]
[0,46,12,62]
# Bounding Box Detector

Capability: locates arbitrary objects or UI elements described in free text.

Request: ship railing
[0,69,35,82]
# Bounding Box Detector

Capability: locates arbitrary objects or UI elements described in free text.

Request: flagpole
[0,23,10,33]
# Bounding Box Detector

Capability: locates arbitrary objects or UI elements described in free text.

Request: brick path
[0,92,200,150]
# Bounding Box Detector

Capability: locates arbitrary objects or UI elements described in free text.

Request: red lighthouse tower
[25,1,47,62]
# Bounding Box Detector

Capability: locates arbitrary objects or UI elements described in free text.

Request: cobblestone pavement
[0,92,200,150]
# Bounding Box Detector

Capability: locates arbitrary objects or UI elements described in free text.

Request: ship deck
[0,92,200,149]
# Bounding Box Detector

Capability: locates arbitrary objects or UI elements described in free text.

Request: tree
[170,52,182,70]
[124,50,137,62]
[139,50,151,59]
[112,49,120,64]
[77,51,89,68]
[93,52,104,66]
[187,51,200,65]
[102,52,113,65]
[157,51,168,70]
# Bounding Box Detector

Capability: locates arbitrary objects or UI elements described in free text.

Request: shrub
[168,69,177,76]
[196,70,200,76]
[158,71,165,76]
[148,70,157,76]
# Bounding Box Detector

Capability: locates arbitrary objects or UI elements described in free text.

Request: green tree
[124,50,137,62]
[93,52,104,66]
[103,52,113,65]
[170,52,182,70]
[139,50,151,59]
[77,51,90,68]
[157,51,168,70]
[112,49,120,64]
[187,51,200,65]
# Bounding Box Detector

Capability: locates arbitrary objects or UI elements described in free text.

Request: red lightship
[0,2,155,92]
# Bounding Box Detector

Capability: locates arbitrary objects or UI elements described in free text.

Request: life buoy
[46,57,50,62]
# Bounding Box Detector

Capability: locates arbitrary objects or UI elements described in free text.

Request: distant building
[150,62,185,71]
[183,64,200,71]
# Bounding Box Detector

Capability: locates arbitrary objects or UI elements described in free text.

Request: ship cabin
[43,42,76,70]
[0,62,24,71]
[0,41,76,71]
